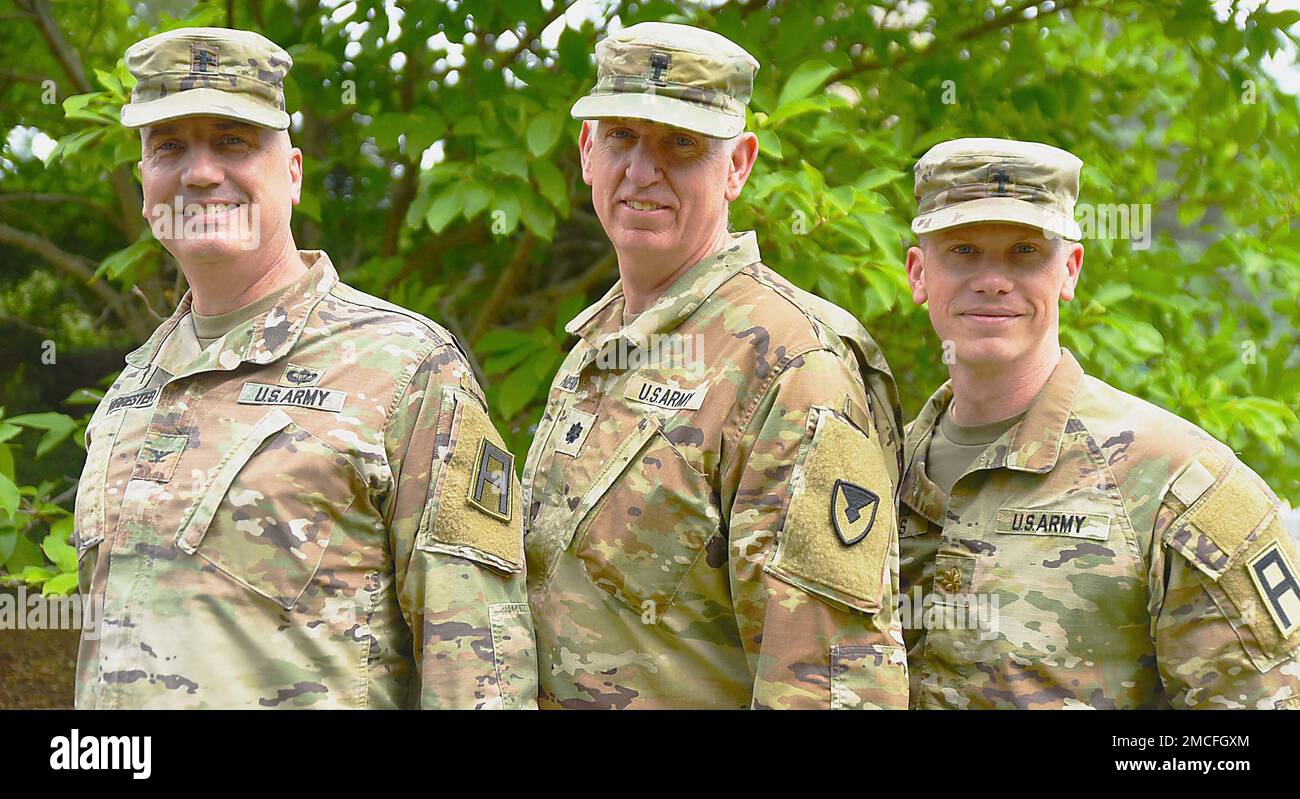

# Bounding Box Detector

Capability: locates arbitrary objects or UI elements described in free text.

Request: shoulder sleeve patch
[1165,460,1275,580]
[417,386,523,574]
[1207,515,1300,669]
[764,405,895,614]
[1165,458,1300,670]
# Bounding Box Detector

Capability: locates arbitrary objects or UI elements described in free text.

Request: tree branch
[827,0,1088,85]
[19,0,146,244]
[0,221,153,340]
[17,0,92,93]
[499,4,568,67]
[469,231,539,343]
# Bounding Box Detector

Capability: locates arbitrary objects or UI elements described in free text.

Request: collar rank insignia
[469,438,514,521]
[831,479,879,546]
[553,408,596,457]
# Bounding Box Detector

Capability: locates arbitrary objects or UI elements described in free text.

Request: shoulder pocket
[416,387,524,574]
[570,414,721,614]
[1165,460,1275,580]
[765,405,895,615]
[174,408,363,610]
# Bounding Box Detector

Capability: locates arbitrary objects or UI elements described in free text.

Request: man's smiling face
[579,117,749,267]
[905,223,1084,367]
[139,115,301,265]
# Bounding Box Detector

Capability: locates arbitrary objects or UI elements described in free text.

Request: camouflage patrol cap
[120,27,292,130]
[912,138,1083,240]
[570,22,758,139]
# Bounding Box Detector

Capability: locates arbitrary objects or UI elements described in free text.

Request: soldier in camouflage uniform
[899,137,1300,709]
[523,22,909,709]
[73,27,537,709]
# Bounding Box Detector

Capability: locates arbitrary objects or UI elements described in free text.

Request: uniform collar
[901,349,1083,517]
[125,250,338,375]
[564,231,761,349]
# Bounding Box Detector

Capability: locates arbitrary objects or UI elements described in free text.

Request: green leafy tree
[2,0,1298,592]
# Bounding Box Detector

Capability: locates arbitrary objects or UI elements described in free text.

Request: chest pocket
[173,408,363,610]
[570,415,720,614]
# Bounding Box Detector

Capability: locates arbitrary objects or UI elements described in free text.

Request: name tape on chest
[107,387,160,413]
[995,508,1111,540]
[624,377,706,411]
[238,382,346,412]
[557,373,581,393]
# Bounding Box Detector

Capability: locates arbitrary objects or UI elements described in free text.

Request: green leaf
[43,127,104,167]
[490,189,522,236]
[476,328,537,354]
[495,365,539,420]
[484,343,541,375]
[0,474,17,519]
[518,189,556,241]
[461,180,493,220]
[43,572,78,596]
[367,112,411,149]
[7,412,77,458]
[425,183,463,233]
[64,388,104,406]
[766,98,828,128]
[526,112,564,157]
[405,111,447,154]
[21,565,55,585]
[856,168,903,192]
[482,149,530,180]
[1092,283,1133,307]
[755,129,784,161]
[531,159,568,213]
[42,529,77,575]
[94,67,125,98]
[0,527,16,565]
[778,60,837,108]
[91,236,156,282]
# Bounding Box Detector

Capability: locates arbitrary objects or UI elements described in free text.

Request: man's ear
[139,161,148,220]
[1059,241,1084,302]
[723,132,758,202]
[905,244,928,305]
[578,120,595,186]
[288,146,303,205]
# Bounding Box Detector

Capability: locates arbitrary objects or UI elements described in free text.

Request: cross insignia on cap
[990,166,1013,197]
[190,43,220,74]
[647,51,671,84]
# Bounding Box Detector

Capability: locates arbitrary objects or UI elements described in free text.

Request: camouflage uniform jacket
[74,251,537,709]
[899,349,1300,709]
[522,232,908,709]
